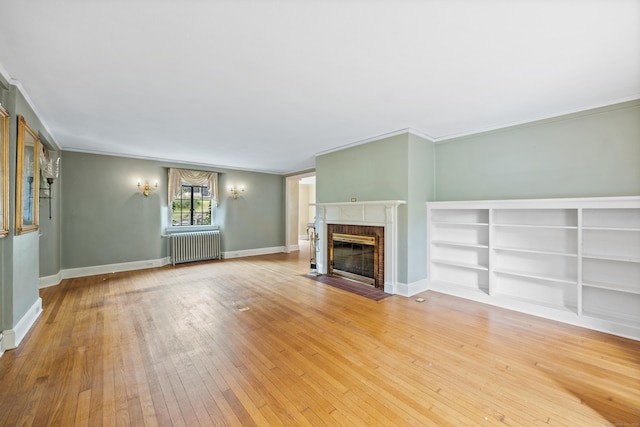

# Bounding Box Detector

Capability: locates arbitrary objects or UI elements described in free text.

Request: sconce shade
[43,155,60,180]
[40,147,60,180]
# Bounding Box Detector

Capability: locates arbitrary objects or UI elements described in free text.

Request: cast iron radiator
[170,230,221,265]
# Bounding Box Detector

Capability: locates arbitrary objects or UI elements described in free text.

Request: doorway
[284,172,315,253]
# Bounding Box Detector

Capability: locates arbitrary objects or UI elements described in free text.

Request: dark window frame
[172,184,212,226]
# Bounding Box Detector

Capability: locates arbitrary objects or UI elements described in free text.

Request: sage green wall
[0,75,12,334]
[316,134,409,203]
[61,152,285,269]
[406,133,435,284]
[2,85,56,329]
[216,169,285,253]
[61,152,165,269]
[13,87,55,324]
[38,148,61,278]
[435,100,640,200]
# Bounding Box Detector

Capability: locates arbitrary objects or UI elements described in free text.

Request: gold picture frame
[0,106,8,237]
[16,115,40,234]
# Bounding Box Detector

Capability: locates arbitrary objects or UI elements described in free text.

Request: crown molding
[0,60,62,152]
[61,146,286,175]
[431,96,640,144]
[314,127,436,159]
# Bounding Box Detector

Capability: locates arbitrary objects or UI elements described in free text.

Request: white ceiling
[0,0,638,174]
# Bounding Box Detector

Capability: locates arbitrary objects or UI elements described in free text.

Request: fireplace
[314,200,405,294]
[328,224,384,287]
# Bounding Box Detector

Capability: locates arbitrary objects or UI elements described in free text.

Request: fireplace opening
[329,233,378,286]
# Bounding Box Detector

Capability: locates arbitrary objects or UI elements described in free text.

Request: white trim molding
[222,246,285,259]
[396,278,429,298]
[39,247,292,290]
[39,271,63,288]
[1,298,42,352]
[314,200,406,294]
[61,257,171,281]
[314,129,435,158]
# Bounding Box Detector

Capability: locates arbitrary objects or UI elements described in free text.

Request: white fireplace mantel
[313,200,406,294]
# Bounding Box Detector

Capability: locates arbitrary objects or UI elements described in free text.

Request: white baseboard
[394,278,429,297]
[428,280,640,341]
[38,247,295,288]
[39,257,172,289]
[285,244,300,253]
[39,271,63,288]
[59,257,171,282]
[223,246,285,259]
[2,297,42,352]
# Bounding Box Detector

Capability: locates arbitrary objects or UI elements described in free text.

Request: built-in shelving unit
[429,209,490,295]
[426,197,640,340]
[580,206,640,328]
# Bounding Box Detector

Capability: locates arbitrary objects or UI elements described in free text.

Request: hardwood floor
[1,247,639,426]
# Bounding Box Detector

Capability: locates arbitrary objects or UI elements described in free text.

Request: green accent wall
[435,100,640,200]
[61,152,166,268]
[316,133,410,203]
[216,169,285,252]
[61,152,285,269]
[407,133,435,284]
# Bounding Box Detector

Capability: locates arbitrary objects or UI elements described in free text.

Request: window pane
[172,184,213,226]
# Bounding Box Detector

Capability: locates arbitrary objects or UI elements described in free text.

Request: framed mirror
[16,115,40,234]
[0,106,7,237]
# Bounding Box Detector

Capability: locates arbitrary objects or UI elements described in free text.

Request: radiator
[171,230,221,265]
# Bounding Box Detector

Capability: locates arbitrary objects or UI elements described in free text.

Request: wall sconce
[230,185,245,199]
[138,179,158,197]
[41,150,60,220]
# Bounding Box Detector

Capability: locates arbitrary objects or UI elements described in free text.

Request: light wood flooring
[1,246,639,426]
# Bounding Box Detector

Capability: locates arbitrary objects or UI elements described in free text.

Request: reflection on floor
[304,274,391,301]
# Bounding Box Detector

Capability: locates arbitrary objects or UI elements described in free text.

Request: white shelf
[493,223,577,230]
[432,259,488,271]
[493,246,577,257]
[493,293,577,314]
[582,307,640,326]
[429,280,490,296]
[432,240,489,249]
[493,269,577,285]
[583,208,640,230]
[583,254,640,264]
[583,226,640,232]
[582,280,640,295]
[432,221,489,227]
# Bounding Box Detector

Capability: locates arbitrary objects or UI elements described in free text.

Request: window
[172,184,213,226]
[167,168,218,227]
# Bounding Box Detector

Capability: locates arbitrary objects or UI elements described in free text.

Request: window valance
[168,168,219,206]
